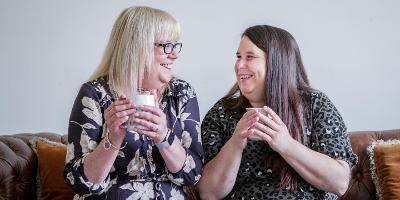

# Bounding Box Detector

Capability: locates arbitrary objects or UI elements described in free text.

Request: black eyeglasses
[154,42,182,54]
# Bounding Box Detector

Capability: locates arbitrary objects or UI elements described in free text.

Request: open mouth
[239,74,254,80]
[160,63,172,70]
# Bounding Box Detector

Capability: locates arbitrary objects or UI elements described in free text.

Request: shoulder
[309,89,329,101]
[78,76,113,106]
[301,89,332,108]
[166,78,197,98]
[305,89,345,124]
[203,99,228,121]
[307,89,336,109]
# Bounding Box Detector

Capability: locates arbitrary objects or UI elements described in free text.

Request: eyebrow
[236,51,258,56]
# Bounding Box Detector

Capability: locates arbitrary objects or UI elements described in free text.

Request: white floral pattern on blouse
[64,77,203,199]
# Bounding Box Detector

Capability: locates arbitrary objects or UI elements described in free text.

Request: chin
[239,87,253,96]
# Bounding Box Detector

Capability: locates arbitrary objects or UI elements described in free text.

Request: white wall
[1,0,399,134]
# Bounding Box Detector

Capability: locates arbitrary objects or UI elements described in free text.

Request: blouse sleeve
[311,91,358,168]
[63,83,109,195]
[201,100,227,164]
[166,83,204,186]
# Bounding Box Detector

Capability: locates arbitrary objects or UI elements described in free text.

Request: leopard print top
[201,89,357,200]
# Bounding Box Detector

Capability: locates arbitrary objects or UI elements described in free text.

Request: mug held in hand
[246,108,273,141]
[127,94,156,133]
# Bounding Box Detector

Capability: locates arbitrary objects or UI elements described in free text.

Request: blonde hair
[89,6,181,96]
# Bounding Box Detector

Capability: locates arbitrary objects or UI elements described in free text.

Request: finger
[252,129,272,142]
[108,115,129,130]
[263,106,284,125]
[133,117,158,131]
[133,128,158,139]
[115,107,136,118]
[138,105,163,117]
[118,95,127,100]
[106,99,134,118]
[247,115,259,127]
[243,128,254,138]
[112,101,135,114]
[243,109,258,118]
[133,111,160,125]
[241,111,259,125]
[258,114,280,131]
[253,122,276,138]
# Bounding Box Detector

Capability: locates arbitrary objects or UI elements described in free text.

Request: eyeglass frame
[154,42,183,54]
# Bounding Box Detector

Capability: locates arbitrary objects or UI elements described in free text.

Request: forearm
[198,137,244,200]
[159,138,187,173]
[83,134,123,184]
[280,140,350,196]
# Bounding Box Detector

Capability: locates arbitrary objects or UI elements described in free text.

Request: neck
[244,92,265,108]
[249,100,265,108]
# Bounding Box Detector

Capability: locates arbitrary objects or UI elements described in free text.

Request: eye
[236,55,241,60]
[165,43,173,48]
[246,55,255,60]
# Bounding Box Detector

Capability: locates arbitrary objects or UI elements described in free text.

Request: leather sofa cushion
[32,138,75,200]
[341,130,400,200]
[368,140,400,200]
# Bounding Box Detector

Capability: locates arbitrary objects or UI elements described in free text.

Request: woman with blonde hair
[64,6,203,199]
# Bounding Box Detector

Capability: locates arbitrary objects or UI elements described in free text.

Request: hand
[131,91,168,143]
[131,105,169,143]
[231,110,259,149]
[252,106,295,154]
[104,95,135,144]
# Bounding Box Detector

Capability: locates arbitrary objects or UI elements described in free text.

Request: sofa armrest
[341,129,400,200]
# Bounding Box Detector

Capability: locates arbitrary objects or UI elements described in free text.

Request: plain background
[0,0,399,135]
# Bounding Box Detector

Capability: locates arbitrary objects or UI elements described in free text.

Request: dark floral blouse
[201,89,357,200]
[64,77,203,200]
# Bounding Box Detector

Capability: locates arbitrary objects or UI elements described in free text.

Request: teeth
[160,63,172,69]
[240,75,253,79]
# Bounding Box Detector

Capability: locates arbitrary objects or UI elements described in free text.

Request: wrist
[108,131,125,147]
[278,137,297,156]
[155,129,172,149]
[103,130,127,151]
[229,133,247,151]
[153,127,168,143]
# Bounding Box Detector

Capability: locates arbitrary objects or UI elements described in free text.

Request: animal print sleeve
[201,100,229,164]
[311,91,358,168]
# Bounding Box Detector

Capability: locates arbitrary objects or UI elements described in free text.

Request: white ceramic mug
[126,90,156,133]
[246,107,273,140]
[245,108,272,119]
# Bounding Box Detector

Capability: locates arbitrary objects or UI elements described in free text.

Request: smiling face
[142,40,178,90]
[235,36,267,106]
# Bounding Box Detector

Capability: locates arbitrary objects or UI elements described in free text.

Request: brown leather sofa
[0,132,68,199]
[1,130,399,199]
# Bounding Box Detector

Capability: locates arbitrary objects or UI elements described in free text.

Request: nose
[235,59,245,70]
[168,51,178,59]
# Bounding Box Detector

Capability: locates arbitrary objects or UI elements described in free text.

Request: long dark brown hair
[223,25,310,192]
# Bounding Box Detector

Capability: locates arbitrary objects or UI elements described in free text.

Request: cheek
[255,62,266,77]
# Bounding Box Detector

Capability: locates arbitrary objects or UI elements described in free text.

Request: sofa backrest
[0,132,67,200]
[1,130,400,199]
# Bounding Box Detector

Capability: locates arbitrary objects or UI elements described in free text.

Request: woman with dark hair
[197,25,357,199]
